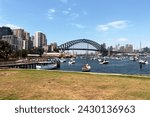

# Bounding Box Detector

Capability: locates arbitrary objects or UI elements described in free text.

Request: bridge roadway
[60,47,132,54]
[64,48,99,51]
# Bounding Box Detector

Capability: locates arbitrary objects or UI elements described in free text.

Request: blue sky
[0,0,150,49]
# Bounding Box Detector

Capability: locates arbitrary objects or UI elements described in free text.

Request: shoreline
[1,68,150,77]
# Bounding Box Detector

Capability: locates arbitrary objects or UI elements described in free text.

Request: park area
[0,69,150,100]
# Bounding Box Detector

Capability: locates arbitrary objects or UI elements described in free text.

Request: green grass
[0,69,150,100]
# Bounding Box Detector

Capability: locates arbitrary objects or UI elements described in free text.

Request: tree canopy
[0,40,12,60]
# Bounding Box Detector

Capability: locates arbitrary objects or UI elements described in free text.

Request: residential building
[114,44,120,51]
[119,46,125,52]
[28,36,34,50]
[41,33,47,46]
[23,31,30,50]
[34,31,47,48]
[0,27,13,39]
[43,45,48,52]
[1,35,18,51]
[125,44,133,53]
[49,42,57,52]
[13,29,24,50]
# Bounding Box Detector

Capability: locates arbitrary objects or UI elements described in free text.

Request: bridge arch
[58,39,102,52]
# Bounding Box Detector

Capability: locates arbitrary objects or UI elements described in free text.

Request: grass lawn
[0,69,150,100]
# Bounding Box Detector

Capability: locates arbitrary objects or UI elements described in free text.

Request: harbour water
[59,58,150,75]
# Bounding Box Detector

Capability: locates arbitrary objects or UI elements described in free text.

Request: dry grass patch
[0,69,150,100]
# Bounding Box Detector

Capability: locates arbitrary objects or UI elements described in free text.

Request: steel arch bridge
[58,39,102,52]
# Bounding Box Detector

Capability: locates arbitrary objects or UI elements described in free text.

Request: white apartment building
[34,31,47,48]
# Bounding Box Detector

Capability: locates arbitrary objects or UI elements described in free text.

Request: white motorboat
[129,57,138,61]
[36,62,57,70]
[98,58,103,62]
[100,59,109,64]
[139,60,148,64]
[82,64,91,72]
[60,58,66,63]
[68,60,76,64]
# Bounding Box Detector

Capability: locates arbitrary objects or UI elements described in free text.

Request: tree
[143,47,150,53]
[38,47,44,57]
[54,47,59,52]
[0,40,12,60]
[22,49,28,58]
[101,43,107,56]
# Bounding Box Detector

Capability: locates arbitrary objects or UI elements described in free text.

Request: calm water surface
[59,58,150,75]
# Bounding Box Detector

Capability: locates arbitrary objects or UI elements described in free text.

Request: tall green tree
[22,49,28,58]
[0,40,12,60]
[38,47,44,57]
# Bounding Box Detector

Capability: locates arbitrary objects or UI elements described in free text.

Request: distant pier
[0,58,60,69]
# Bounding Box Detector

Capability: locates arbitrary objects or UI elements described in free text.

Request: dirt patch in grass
[0,71,19,77]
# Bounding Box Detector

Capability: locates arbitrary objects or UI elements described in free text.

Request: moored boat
[100,59,109,64]
[82,64,91,72]
[68,60,76,64]
[60,58,66,63]
[139,60,148,64]
[36,61,58,70]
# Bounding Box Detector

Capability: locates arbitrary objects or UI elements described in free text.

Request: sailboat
[82,43,91,72]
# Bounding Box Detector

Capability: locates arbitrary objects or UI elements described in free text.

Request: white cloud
[59,0,68,3]
[62,10,70,15]
[68,8,72,11]
[48,7,79,20]
[61,8,79,20]
[70,13,79,20]
[82,10,88,15]
[62,8,72,15]
[71,23,85,29]
[118,38,128,42]
[97,25,109,32]
[48,9,56,20]
[108,21,127,29]
[3,24,21,29]
[97,20,128,32]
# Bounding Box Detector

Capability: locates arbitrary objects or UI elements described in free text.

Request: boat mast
[86,43,89,62]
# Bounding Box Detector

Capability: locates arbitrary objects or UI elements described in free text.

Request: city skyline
[1,0,150,49]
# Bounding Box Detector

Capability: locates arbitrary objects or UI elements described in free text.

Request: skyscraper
[23,31,30,50]
[34,31,47,48]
